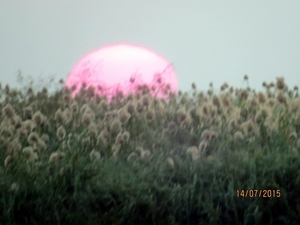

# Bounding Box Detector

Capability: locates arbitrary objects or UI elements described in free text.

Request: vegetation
[1,74,300,224]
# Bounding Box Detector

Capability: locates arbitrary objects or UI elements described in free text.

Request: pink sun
[65,43,178,102]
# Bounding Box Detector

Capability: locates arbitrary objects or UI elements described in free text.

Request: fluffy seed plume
[127,152,138,162]
[49,151,65,163]
[70,101,79,114]
[54,108,65,125]
[23,147,38,162]
[2,103,15,118]
[126,101,135,115]
[115,132,128,145]
[110,119,122,135]
[145,109,156,122]
[177,107,187,123]
[141,149,151,159]
[81,113,93,126]
[23,106,33,119]
[276,77,285,91]
[201,129,211,141]
[209,131,219,140]
[167,121,176,133]
[4,155,12,167]
[277,92,287,104]
[22,120,35,134]
[99,99,109,111]
[34,138,47,152]
[234,131,244,141]
[17,128,28,140]
[198,141,208,154]
[135,100,143,114]
[241,120,255,135]
[122,131,130,143]
[98,129,111,146]
[88,122,98,138]
[32,111,45,127]
[89,149,101,161]
[28,132,39,144]
[6,138,21,155]
[63,108,72,124]
[212,95,220,108]
[288,131,297,142]
[118,108,131,124]
[41,133,50,144]
[111,143,121,154]
[166,157,175,167]
[187,146,201,161]
[56,125,66,141]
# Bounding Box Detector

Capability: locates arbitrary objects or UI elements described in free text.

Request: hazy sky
[1,1,300,94]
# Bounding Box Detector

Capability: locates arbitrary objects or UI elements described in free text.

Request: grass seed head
[23,106,33,119]
[41,133,50,144]
[4,155,12,167]
[81,113,93,126]
[177,107,187,123]
[110,119,122,135]
[17,128,28,140]
[88,122,98,138]
[277,91,287,104]
[212,95,220,108]
[23,120,35,134]
[49,151,65,163]
[141,94,150,107]
[258,92,267,104]
[198,141,208,154]
[201,129,211,141]
[90,149,101,160]
[56,126,66,141]
[297,138,300,148]
[98,129,111,146]
[135,100,144,114]
[63,108,72,124]
[2,103,15,118]
[118,108,131,124]
[34,138,47,151]
[209,131,219,140]
[22,146,35,156]
[6,138,21,155]
[140,149,151,159]
[122,131,130,143]
[99,99,109,111]
[234,131,244,141]
[276,77,285,91]
[166,157,175,167]
[111,143,121,154]
[116,132,127,145]
[32,111,45,127]
[145,109,156,122]
[70,101,79,114]
[54,108,65,125]
[268,99,276,108]
[288,131,297,142]
[187,146,199,155]
[127,152,138,162]
[241,120,255,135]
[28,132,39,144]
[126,101,135,115]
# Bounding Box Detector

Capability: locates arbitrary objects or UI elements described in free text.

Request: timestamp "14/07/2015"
[236,189,281,198]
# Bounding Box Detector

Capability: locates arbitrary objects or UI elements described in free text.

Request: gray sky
[1,1,300,94]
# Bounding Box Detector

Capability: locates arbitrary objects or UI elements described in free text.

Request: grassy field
[1,75,300,224]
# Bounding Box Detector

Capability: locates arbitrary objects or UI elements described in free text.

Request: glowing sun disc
[65,43,178,101]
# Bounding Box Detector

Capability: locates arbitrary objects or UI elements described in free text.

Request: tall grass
[0,74,300,224]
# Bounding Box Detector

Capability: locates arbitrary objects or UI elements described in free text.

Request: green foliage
[1,74,300,224]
